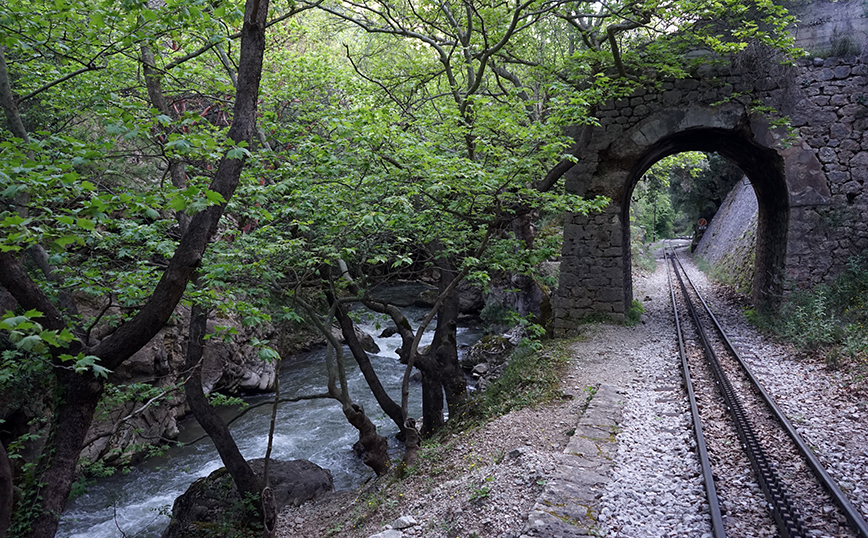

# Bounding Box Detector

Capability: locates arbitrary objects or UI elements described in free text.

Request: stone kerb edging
[519,384,625,538]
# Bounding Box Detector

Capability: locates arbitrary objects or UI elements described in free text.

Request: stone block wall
[554,50,868,335]
[785,55,868,289]
[554,205,627,333]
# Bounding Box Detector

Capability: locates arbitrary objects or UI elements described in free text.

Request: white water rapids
[58,298,483,538]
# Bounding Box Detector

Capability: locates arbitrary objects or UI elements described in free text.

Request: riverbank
[274,276,648,537]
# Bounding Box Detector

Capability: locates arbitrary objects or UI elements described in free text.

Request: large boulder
[417,280,485,314]
[331,324,380,353]
[162,458,333,538]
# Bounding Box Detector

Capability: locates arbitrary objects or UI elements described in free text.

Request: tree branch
[18,63,106,104]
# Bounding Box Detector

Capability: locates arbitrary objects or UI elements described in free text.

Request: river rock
[416,280,484,314]
[331,324,380,353]
[379,326,398,338]
[462,334,514,369]
[391,515,418,529]
[368,531,403,538]
[162,458,333,538]
[76,303,280,468]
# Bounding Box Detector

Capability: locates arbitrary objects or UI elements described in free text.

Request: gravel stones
[594,260,711,537]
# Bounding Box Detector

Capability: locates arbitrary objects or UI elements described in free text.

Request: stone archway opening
[622,127,790,311]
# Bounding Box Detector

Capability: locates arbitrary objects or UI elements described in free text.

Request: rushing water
[58,298,483,538]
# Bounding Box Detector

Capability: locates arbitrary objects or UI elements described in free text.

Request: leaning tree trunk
[333,301,404,431]
[0,253,103,538]
[184,303,264,511]
[299,291,392,476]
[0,1,270,535]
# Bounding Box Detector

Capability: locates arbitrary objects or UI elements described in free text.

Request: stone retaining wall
[786,55,868,288]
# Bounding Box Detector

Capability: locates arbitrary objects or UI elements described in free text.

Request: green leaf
[39,330,61,347]
[169,196,187,212]
[226,147,251,160]
[16,335,42,352]
[91,364,111,378]
[53,234,82,248]
[258,347,280,363]
[204,190,226,205]
[76,218,95,231]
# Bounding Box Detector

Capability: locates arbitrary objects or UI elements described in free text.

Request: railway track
[666,248,868,538]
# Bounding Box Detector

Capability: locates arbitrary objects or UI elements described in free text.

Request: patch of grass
[625,300,644,327]
[632,241,657,274]
[694,256,712,274]
[468,476,493,503]
[751,256,868,372]
[464,339,574,420]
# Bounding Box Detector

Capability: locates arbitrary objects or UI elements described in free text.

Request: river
[57,298,483,538]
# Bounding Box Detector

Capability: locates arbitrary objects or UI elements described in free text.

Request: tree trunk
[333,301,404,430]
[0,1,270,535]
[27,370,103,538]
[0,46,29,141]
[414,254,467,435]
[326,303,391,475]
[299,290,392,476]
[0,253,102,538]
[418,363,445,436]
[0,441,13,538]
[399,417,421,477]
[435,320,466,414]
[185,303,263,510]
[344,403,390,476]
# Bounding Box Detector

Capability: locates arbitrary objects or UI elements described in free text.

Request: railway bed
[666,249,868,538]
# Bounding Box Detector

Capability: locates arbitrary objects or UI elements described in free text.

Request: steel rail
[665,250,726,538]
[672,252,868,538]
[669,253,807,538]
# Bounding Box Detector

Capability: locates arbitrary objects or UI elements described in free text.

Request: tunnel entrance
[553,58,859,336]
[552,100,805,334]
[624,128,790,310]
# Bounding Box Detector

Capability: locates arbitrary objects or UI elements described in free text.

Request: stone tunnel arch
[552,97,823,335]
[623,127,790,311]
[551,20,868,337]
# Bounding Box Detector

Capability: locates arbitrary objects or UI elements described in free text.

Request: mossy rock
[461,335,514,368]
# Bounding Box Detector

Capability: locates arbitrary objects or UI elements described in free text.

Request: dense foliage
[631,152,745,243]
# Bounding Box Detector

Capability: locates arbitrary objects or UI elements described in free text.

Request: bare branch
[18,63,106,103]
[181,393,333,447]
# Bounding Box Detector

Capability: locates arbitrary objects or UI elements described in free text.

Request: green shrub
[779,288,840,351]
[462,339,573,421]
[764,256,868,368]
[631,241,657,274]
[626,300,644,327]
